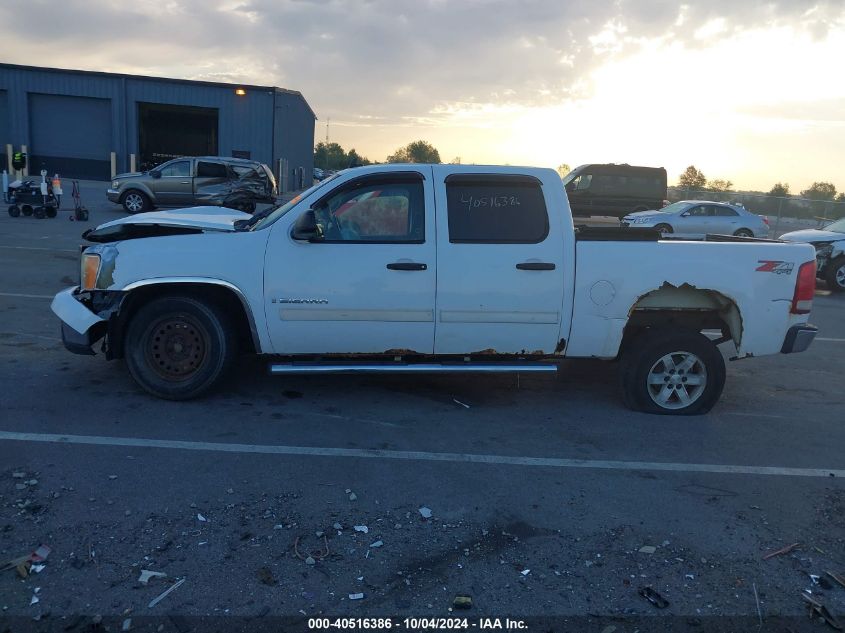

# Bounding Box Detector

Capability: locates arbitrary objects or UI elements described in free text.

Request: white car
[623,201,770,238]
[780,218,845,292]
[51,164,817,415]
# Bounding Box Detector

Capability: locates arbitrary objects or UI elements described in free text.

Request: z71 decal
[756,260,794,275]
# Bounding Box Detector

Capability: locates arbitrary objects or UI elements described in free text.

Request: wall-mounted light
[235,88,247,96]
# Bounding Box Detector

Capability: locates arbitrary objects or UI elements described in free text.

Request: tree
[557,163,571,179]
[386,140,441,163]
[769,182,790,197]
[449,156,462,165]
[800,182,837,201]
[706,179,733,192]
[678,165,706,189]
[837,193,845,202]
[314,142,370,170]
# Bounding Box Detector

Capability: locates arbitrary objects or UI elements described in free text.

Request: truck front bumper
[51,286,106,355]
[106,189,121,203]
[780,324,818,354]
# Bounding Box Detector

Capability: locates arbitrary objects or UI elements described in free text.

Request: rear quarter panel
[565,240,816,358]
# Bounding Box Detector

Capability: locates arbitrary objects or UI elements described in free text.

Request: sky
[1,0,844,192]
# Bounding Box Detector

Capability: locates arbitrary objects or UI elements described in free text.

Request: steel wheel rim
[647,350,707,410]
[144,314,210,381]
[125,194,143,212]
[836,264,845,287]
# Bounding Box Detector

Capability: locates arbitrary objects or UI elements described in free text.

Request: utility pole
[326,118,330,143]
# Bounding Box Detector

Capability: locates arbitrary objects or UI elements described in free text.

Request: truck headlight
[112,180,120,189]
[81,254,101,290]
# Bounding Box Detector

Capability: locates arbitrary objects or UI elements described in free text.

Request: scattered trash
[453,398,471,409]
[684,574,694,580]
[31,564,46,573]
[256,567,277,586]
[828,572,845,590]
[370,540,384,548]
[30,594,39,606]
[305,556,316,565]
[639,586,670,609]
[2,544,51,578]
[348,492,358,501]
[294,536,329,562]
[453,594,472,609]
[108,475,118,480]
[138,570,167,585]
[197,514,208,522]
[354,525,369,534]
[520,569,530,576]
[600,627,617,633]
[762,542,799,560]
[122,618,132,632]
[148,578,186,608]
[12,472,25,478]
[638,545,657,554]
[811,574,822,585]
[419,507,433,519]
[753,582,763,627]
[333,523,343,530]
[349,593,364,600]
[15,483,26,491]
[802,593,843,630]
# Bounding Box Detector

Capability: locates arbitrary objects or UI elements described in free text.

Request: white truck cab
[52,164,818,415]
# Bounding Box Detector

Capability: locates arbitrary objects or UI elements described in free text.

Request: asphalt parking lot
[1,182,844,632]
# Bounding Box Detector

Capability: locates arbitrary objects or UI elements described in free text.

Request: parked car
[780,217,845,292]
[622,201,770,238]
[561,163,667,218]
[107,156,277,214]
[52,164,817,415]
[313,167,326,181]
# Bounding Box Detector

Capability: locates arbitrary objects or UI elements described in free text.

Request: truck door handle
[387,262,427,271]
[516,262,556,271]
[180,181,191,184]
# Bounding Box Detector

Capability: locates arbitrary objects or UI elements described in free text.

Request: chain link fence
[668,187,845,235]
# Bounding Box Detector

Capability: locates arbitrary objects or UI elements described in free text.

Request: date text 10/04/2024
[308,618,528,630]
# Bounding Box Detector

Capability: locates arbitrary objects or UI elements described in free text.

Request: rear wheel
[619,329,726,415]
[824,256,845,292]
[122,190,150,214]
[124,296,236,400]
[7,205,19,217]
[733,228,753,237]
[654,223,673,235]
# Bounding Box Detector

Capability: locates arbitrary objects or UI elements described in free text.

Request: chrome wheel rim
[647,351,707,410]
[144,314,209,381]
[836,264,845,288]
[125,193,144,212]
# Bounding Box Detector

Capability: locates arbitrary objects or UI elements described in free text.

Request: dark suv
[561,164,667,218]
[107,156,277,214]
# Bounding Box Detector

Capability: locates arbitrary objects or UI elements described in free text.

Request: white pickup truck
[51,164,819,415]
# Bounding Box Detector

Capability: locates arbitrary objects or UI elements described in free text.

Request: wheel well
[120,189,148,203]
[620,285,742,356]
[108,283,257,359]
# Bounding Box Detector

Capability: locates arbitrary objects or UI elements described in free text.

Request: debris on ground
[453,398,471,409]
[148,578,186,608]
[333,522,343,531]
[196,513,208,522]
[346,489,358,501]
[370,540,384,548]
[256,567,277,586]
[828,572,845,590]
[349,593,364,600]
[520,569,530,576]
[294,535,329,562]
[802,593,843,630]
[762,542,799,560]
[138,570,167,585]
[638,545,657,554]
[305,556,316,566]
[453,594,472,609]
[2,544,51,578]
[419,507,433,519]
[639,586,670,609]
[122,618,132,631]
[354,525,369,534]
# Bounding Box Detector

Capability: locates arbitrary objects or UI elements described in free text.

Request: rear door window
[713,205,738,216]
[197,161,229,178]
[445,175,549,243]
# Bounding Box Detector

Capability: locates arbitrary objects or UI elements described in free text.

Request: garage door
[0,91,8,171]
[29,94,112,180]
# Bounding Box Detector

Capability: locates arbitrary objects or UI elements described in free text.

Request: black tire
[45,205,57,218]
[21,204,33,216]
[619,329,726,415]
[124,296,236,400]
[733,228,753,237]
[122,190,150,214]
[33,206,46,219]
[654,223,673,235]
[8,205,20,218]
[824,256,845,292]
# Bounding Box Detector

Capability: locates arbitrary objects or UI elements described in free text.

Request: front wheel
[824,256,845,292]
[733,228,753,237]
[619,329,726,415]
[122,190,150,214]
[124,296,236,400]
[654,223,673,235]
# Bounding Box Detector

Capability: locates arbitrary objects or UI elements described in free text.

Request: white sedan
[622,201,770,239]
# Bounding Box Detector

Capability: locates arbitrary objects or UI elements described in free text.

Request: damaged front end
[812,241,839,277]
[52,287,126,356]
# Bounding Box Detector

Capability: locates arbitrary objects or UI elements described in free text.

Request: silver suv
[107,156,277,214]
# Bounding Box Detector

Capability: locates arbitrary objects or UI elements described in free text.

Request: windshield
[247,173,341,231]
[560,166,583,186]
[824,217,845,233]
[656,201,690,214]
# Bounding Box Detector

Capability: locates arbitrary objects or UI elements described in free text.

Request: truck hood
[113,172,146,180]
[83,207,251,243]
[779,228,845,243]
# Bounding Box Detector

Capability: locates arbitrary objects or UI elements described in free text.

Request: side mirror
[150,170,161,179]
[291,209,324,241]
[680,211,690,217]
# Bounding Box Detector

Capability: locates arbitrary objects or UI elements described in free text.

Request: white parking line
[817,337,845,342]
[0,430,842,478]
[0,245,78,253]
[0,292,54,299]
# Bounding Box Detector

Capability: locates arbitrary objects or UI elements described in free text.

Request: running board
[268,362,558,375]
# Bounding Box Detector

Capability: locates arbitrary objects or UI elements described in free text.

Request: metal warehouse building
[0,63,316,190]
